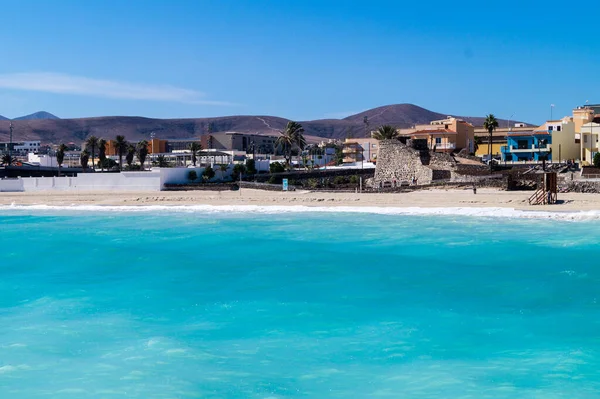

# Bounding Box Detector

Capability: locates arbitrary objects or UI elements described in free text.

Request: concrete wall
[1,166,236,192]
[0,179,25,192]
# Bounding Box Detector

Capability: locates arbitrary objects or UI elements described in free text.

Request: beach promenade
[1,188,600,212]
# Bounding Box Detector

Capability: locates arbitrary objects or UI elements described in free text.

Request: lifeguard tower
[528,172,558,205]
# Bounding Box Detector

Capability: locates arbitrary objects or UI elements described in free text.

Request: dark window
[517,140,529,149]
[548,126,553,131]
[557,125,561,131]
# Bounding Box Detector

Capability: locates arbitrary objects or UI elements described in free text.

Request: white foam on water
[1,203,600,221]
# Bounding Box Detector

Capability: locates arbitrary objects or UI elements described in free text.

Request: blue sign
[282,178,288,191]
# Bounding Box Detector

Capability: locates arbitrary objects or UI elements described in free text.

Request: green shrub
[594,153,600,168]
[268,175,282,185]
[333,176,347,185]
[306,178,320,189]
[269,162,285,173]
[246,159,257,175]
[188,170,197,182]
[349,175,359,184]
[202,166,215,181]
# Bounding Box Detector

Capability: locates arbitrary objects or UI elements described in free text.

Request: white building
[27,153,58,167]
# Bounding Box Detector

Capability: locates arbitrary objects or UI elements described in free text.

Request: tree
[189,142,202,166]
[246,158,257,175]
[594,152,600,168]
[202,165,215,182]
[188,170,198,182]
[156,155,170,167]
[136,141,149,170]
[85,136,99,170]
[372,125,399,140]
[483,114,499,173]
[80,150,90,170]
[97,138,107,172]
[126,144,136,169]
[269,161,285,173]
[474,136,483,153]
[232,163,246,180]
[56,143,67,176]
[275,121,306,167]
[2,154,13,166]
[114,135,128,171]
[218,164,229,180]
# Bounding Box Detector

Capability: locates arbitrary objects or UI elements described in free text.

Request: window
[584,135,588,143]
[557,126,561,132]
[548,126,553,131]
[435,137,442,144]
[517,140,529,149]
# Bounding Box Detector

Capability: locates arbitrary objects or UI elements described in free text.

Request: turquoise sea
[1,206,599,398]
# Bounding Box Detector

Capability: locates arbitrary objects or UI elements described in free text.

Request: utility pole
[8,122,13,162]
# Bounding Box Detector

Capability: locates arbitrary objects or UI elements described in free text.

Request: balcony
[501,144,551,153]
[430,142,456,150]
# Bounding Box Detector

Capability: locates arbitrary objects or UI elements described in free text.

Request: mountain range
[0,111,60,121]
[0,104,532,144]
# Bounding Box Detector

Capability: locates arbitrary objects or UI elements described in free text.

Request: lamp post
[7,122,14,164]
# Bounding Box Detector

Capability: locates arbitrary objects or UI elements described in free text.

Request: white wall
[0,179,25,192]
[1,166,235,193]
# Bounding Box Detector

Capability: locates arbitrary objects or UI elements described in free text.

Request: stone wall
[374,140,456,185]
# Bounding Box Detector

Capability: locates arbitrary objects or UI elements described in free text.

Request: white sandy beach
[0,188,599,212]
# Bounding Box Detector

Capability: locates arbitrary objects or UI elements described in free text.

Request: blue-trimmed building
[501,130,552,162]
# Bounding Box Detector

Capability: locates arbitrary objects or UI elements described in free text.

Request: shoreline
[1,188,600,220]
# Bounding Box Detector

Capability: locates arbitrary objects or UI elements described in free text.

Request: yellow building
[342,138,379,163]
[399,116,474,153]
[580,121,600,164]
[404,129,457,153]
[473,125,533,157]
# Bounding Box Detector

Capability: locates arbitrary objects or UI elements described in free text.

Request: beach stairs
[528,172,558,205]
[528,187,548,205]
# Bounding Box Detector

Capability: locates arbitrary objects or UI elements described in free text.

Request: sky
[0,0,598,124]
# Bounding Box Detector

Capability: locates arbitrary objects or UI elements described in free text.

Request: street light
[8,122,13,163]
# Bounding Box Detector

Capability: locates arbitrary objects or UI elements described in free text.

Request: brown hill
[0,104,532,145]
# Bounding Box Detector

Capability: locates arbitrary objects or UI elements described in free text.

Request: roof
[410,129,457,135]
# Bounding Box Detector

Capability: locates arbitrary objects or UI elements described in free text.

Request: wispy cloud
[0,72,235,106]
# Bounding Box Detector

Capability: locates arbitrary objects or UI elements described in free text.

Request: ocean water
[1,206,599,398]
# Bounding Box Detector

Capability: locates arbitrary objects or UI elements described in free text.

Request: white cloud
[0,72,235,106]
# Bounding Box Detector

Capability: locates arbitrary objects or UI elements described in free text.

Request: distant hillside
[13,111,60,121]
[0,115,8,121]
[0,104,533,145]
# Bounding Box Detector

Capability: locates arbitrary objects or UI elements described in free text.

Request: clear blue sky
[0,0,597,124]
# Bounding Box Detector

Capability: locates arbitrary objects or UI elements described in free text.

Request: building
[580,121,600,164]
[403,129,458,153]
[201,132,278,154]
[0,140,41,155]
[501,130,551,162]
[399,117,474,153]
[545,117,578,162]
[342,138,379,163]
[474,125,532,157]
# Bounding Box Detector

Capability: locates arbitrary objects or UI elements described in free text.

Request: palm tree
[97,138,107,172]
[126,144,136,169]
[1,154,13,166]
[85,135,99,171]
[114,135,128,171]
[372,125,399,140]
[275,121,306,167]
[474,136,483,153]
[156,155,169,167]
[80,150,90,170]
[136,141,149,170]
[483,114,499,173]
[56,143,67,176]
[189,142,202,166]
